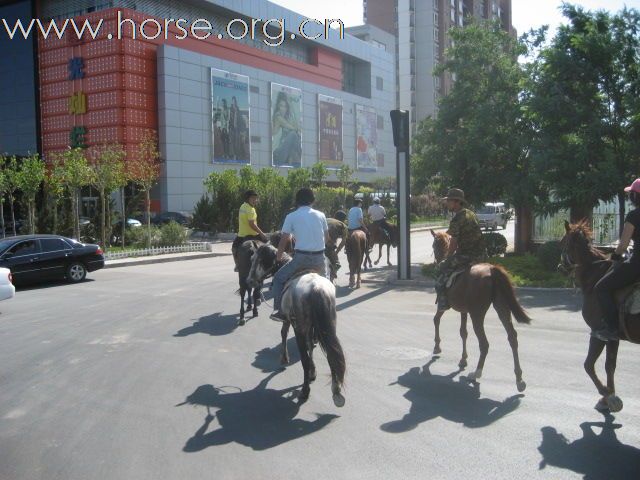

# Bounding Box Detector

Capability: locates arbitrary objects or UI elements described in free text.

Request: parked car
[477,202,509,230]
[0,267,15,301]
[112,218,142,228]
[151,211,192,226]
[0,235,104,285]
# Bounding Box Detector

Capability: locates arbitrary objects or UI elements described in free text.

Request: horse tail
[309,286,346,385]
[491,265,531,324]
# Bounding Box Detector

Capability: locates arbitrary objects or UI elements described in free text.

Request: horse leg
[584,336,608,410]
[468,311,489,381]
[349,272,355,288]
[386,243,391,266]
[252,287,260,317]
[374,243,382,266]
[307,336,317,382]
[459,313,468,369]
[356,258,362,288]
[433,310,444,355]
[239,287,246,325]
[495,302,526,392]
[294,329,311,402]
[280,321,290,365]
[604,340,623,412]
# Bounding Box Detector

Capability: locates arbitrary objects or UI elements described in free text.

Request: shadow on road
[380,357,523,432]
[252,338,300,372]
[517,290,582,313]
[178,371,338,452]
[174,312,239,337]
[337,286,392,312]
[16,278,95,292]
[538,414,640,479]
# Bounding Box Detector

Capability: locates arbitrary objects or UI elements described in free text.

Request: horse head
[247,244,290,288]
[559,220,606,272]
[431,229,450,263]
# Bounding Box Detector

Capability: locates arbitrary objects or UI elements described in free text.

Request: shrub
[422,262,438,278]
[127,224,161,248]
[484,232,508,257]
[489,254,572,288]
[536,240,563,272]
[160,220,187,246]
[191,194,217,233]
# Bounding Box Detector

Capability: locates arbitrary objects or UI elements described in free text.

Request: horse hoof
[298,389,310,403]
[252,309,258,318]
[607,395,623,412]
[255,299,261,307]
[280,355,289,365]
[309,369,317,383]
[516,380,527,393]
[595,398,609,412]
[356,283,361,289]
[468,369,482,381]
[333,392,346,408]
[433,346,442,355]
[458,359,467,369]
[238,318,246,326]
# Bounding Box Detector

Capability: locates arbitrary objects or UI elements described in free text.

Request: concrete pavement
[1,231,638,480]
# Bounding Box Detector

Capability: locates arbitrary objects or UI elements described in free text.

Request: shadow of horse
[178,372,339,452]
[252,338,300,372]
[380,358,523,433]
[538,414,640,479]
[173,312,239,338]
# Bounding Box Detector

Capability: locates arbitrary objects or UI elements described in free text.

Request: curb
[104,252,230,269]
[384,276,575,292]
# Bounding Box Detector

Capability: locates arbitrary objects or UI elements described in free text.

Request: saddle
[445,267,469,289]
[612,282,640,343]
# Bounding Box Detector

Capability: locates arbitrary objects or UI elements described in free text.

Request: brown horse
[430,230,531,391]
[560,220,640,412]
[346,229,367,288]
[365,221,398,268]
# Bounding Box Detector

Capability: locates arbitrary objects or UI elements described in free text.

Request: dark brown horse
[560,220,640,412]
[346,229,367,288]
[236,239,264,325]
[365,221,398,268]
[431,230,531,391]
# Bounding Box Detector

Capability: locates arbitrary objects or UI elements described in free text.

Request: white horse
[247,244,346,407]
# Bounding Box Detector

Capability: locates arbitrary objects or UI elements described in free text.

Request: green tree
[89,143,126,250]
[255,168,287,231]
[204,169,240,232]
[4,156,21,236]
[16,154,45,234]
[310,162,329,187]
[44,156,65,235]
[336,164,354,207]
[129,130,162,248]
[526,4,640,228]
[58,148,95,240]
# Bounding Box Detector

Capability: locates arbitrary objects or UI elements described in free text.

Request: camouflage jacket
[447,208,486,259]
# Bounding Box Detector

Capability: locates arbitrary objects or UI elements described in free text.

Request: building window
[376,76,384,91]
[251,136,261,143]
[377,115,384,129]
[250,85,259,94]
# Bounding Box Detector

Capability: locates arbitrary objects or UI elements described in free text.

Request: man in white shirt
[368,197,391,242]
[270,187,330,322]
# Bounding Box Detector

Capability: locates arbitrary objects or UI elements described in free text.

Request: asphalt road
[1,231,639,480]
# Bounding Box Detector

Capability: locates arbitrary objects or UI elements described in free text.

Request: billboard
[211,68,250,164]
[356,104,378,172]
[318,94,343,167]
[271,82,303,168]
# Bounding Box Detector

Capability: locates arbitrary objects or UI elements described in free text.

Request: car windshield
[0,239,17,254]
[478,206,495,215]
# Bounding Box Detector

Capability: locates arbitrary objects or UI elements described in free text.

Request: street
[1,229,639,480]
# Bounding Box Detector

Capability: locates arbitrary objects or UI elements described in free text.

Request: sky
[271,0,640,36]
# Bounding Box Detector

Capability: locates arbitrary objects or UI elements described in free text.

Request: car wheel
[66,262,87,283]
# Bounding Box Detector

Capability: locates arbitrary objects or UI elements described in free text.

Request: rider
[594,179,640,341]
[368,197,391,243]
[435,188,486,311]
[270,187,330,322]
[347,198,369,235]
[334,206,347,223]
[326,216,349,277]
[232,190,268,272]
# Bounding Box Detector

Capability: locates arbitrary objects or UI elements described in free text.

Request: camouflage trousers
[325,244,341,279]
[435,254,484,310]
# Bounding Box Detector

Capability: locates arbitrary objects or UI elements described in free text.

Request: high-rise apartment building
[364,0,515,132]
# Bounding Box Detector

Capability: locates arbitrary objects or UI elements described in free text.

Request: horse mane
[568,220,608,260]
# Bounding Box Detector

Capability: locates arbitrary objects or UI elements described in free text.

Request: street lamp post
[390,109,411,280]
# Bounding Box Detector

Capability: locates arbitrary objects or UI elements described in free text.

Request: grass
[421,253,572,288]
[411,215,448,226]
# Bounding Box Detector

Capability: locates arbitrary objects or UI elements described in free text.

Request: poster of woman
[318,94,343,168]
[355,104,378,172]
[271,83,303,168]
[211,68,250,164]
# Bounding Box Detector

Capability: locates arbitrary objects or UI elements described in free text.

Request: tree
[204,169,240,232]
[526,4,640,228]
[129,130,161,248]
[0,155,8,237]
[337,164,354,207]
[16,154,45,234]
[57,148,94,240]
[88,143,126,250]
[44,156,65,235]
[310,162,329,187]
[4,156,21,236]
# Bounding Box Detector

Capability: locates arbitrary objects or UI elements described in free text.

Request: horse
[364,221,398,268]
[236,239,264,325]
[346,229,367,288]
[247,244,346,406]
[430,230,532,392]
[559,220,640,412]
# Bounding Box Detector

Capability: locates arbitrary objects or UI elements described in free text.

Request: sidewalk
[104,242,232,269]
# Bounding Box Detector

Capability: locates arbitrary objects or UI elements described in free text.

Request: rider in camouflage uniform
[435,188,487,311]
[326,217,348,278]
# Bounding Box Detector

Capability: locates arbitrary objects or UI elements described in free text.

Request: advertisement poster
[211,68,250,164]
[271,82,303,168]
[318,94,343,167]
[355,104,378,172]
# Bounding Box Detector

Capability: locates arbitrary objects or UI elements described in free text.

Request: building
[363,0,515,132]
[1,0,396,215]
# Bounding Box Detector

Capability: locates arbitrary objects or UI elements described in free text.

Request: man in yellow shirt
[233,190,268,271]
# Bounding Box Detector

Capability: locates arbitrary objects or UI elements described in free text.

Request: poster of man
[356,104,378,171]
[318,94,343,167]
[271,82,303,168]
[211,68,250,164]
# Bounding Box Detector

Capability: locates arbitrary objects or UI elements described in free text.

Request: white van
[477,202,508,230]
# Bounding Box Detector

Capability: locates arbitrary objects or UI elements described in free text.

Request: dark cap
[441,188,466,203]
[244,190,258,200]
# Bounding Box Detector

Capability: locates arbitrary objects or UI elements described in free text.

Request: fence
[533,199,632,246]
[104,242,211,260]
